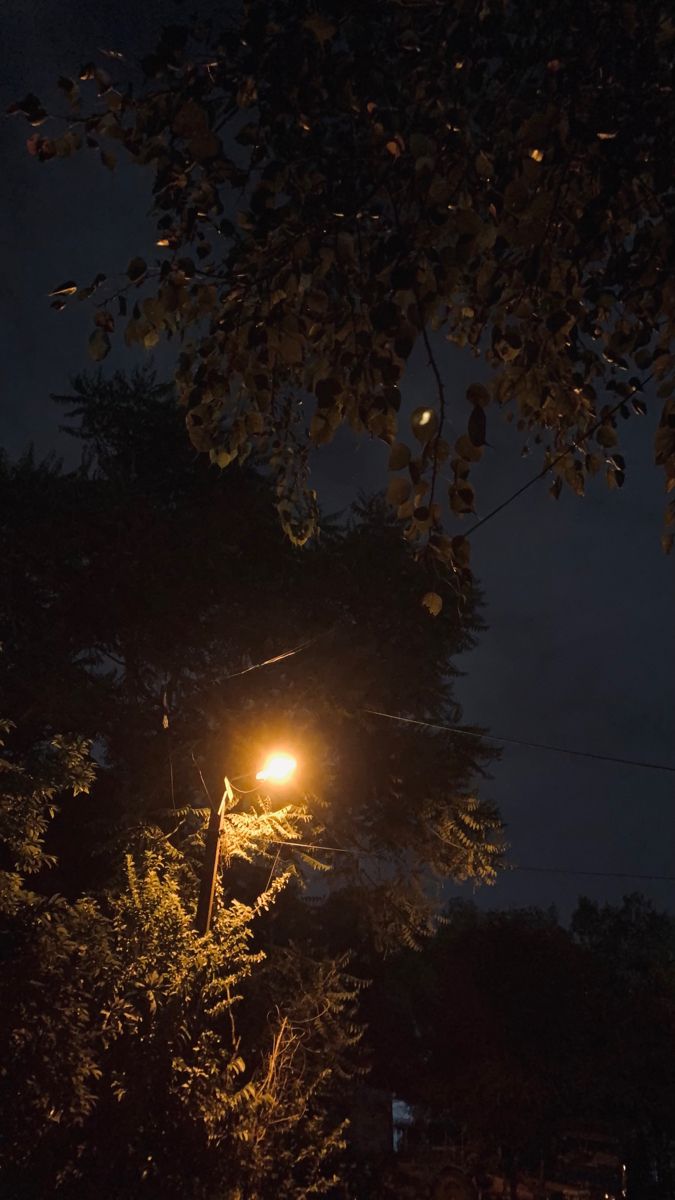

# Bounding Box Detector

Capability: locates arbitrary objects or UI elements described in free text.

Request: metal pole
[195,778,232,935]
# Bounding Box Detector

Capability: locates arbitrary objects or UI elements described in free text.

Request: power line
[272,839,675,883]
[363,706,675,776]
[512,865,675,883]
[464,374,653,538]
[214,634,675,779]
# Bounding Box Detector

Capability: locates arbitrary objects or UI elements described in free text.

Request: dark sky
[2,0,674,921]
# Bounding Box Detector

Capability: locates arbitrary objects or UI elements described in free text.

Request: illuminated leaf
[422,591,443,617]
[411,407,438,442]
[48,281,78,297]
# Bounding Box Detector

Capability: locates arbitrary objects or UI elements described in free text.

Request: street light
[255,752,297,783]
[196,751,297,935]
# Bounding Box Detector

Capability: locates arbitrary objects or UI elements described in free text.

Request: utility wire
[363,707,675,776]
[272,839,675,883]
[512,865,675,883]
[464,374,653,538]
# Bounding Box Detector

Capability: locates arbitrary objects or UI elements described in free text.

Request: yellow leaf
[422,591,443,617]
[48,280,77,297]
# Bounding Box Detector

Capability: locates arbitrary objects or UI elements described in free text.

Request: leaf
[422,591,443,617]
[8,93,48,124]
[88,329,110,362]
[411,406,438,442]
[449,482,475,514]
[655,425,675,467]
[596,423,618,449]
[279,333,303,365]
[455,435,483,464]
[386,136,405,158]
[236,76,257,108]
[127,257,147,282]
[466,383,490,408]
[468,406,487,447]
[95,309,114,332]
[451,535,471,569]
[388,442,410,470]
[48,280,77,297]
[211,448,238,469]
[303,14,337,43]
[386,476,411,506]
[94,68,113,95]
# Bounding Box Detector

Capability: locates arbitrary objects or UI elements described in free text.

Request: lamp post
[195,752,297,936]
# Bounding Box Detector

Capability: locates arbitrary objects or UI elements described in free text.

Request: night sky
[3,0,674,920]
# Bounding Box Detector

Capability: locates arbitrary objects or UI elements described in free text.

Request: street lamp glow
[255,752,297,784]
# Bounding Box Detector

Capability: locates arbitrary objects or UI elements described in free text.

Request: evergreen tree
[1,369,503,942]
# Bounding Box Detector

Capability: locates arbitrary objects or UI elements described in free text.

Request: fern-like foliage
[0,715,360,1199]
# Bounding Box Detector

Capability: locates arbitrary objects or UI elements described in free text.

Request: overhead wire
[210,627,673,779]
[362,706,675,776]
[464,373,654,539]
[268,839,675,884]
[511,865,675,882]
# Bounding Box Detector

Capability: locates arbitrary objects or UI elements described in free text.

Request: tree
[571,894,675,1194]
[0,711,361,1199]
[10,0,675,578]
[366,903,604,1158]
[0,368,502,942]
[364,897,675,1191]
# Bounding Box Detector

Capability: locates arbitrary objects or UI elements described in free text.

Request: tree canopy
[10,0,675,582]
[0,369,503,942]
[0,371,503,1193]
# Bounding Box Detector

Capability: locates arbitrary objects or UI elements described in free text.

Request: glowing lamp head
[256,752,297,784]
